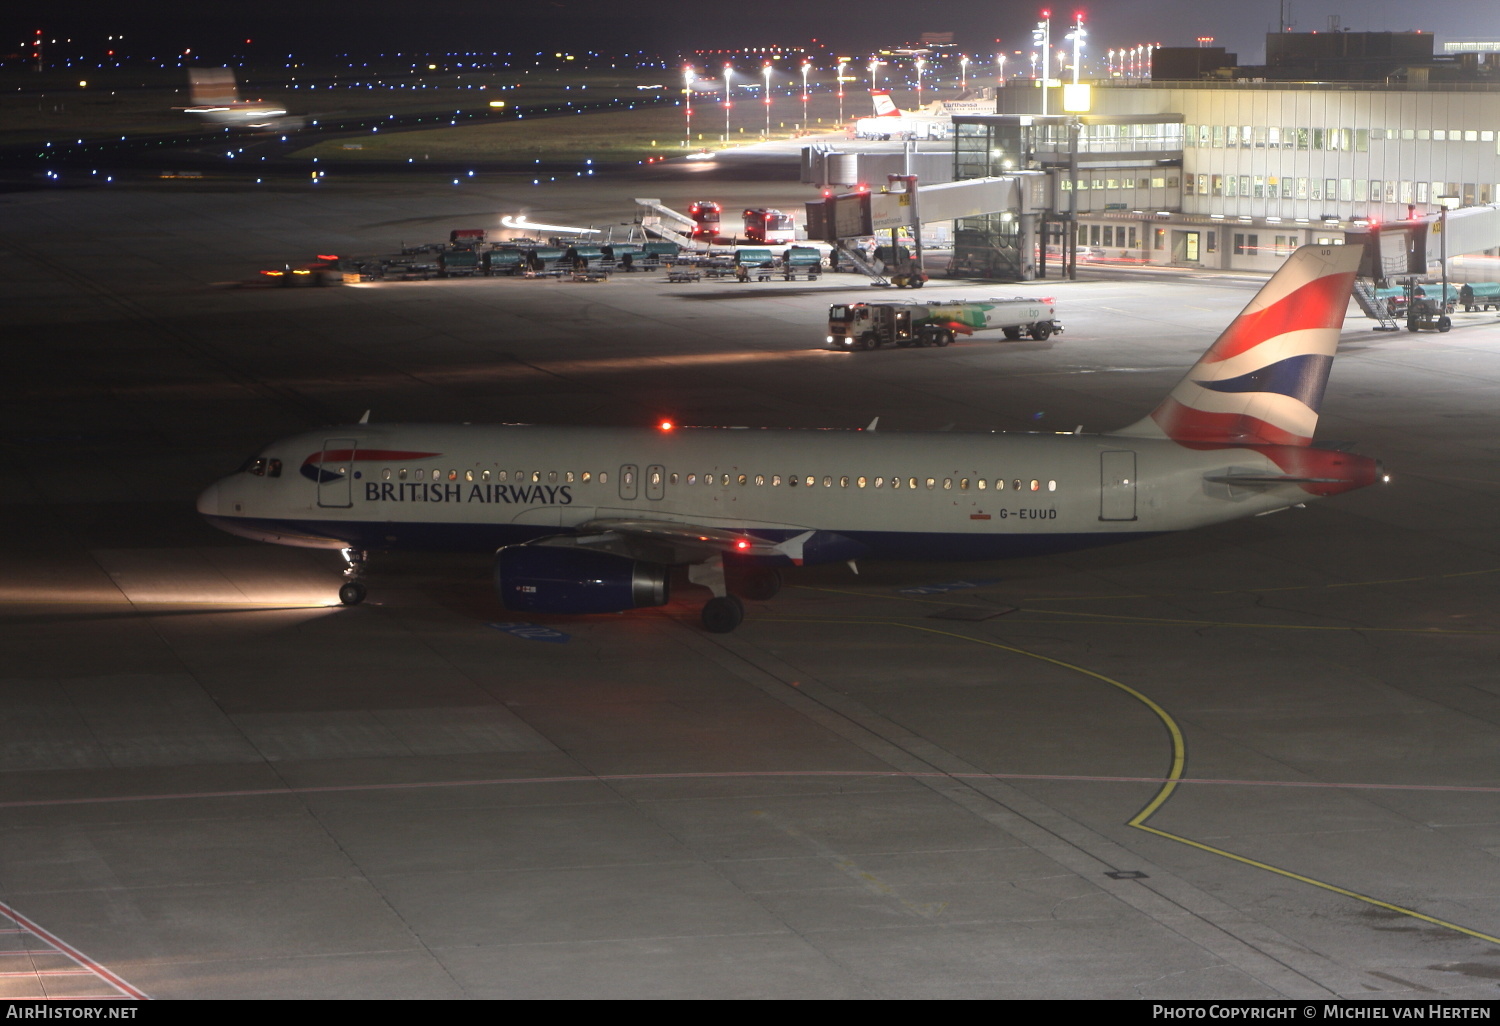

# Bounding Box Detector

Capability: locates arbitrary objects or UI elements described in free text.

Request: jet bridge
[807,173,1049,282]
[1347,204,1500,329]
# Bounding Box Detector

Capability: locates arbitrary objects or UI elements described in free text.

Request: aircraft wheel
[734,568,782,601]
[338,581,367,606]
[701,596,744,633]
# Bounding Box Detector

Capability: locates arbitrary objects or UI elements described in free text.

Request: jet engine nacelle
[495,544,670,614]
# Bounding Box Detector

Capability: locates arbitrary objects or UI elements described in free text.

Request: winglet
[865,417,879,432]
[358,410,371,424]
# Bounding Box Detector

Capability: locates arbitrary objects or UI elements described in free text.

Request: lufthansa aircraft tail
[1115,243,1362,447]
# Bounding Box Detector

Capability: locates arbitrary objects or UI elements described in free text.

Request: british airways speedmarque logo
[299,449,441,484]
[301,449,574,505]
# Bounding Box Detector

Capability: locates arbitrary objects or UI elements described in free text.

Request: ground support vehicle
[438,250,480,278]
[743,208,796,244]
[483,250,526,276]
[827,298,1062,351]
[639,241,680,269]
[1460,282,1500,311]
[782,247,823,281]
[688,201,722,239]
[1406,296,1452,332]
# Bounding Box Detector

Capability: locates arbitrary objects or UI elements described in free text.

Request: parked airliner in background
[181,69,305,132]
[198,245,1383,632]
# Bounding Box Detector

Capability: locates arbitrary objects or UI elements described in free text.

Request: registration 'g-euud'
[198,244,1384,632]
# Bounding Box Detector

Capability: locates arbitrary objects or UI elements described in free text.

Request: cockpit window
[242,457,279,477]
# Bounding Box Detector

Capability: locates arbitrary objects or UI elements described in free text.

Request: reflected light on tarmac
[0,585,343,613]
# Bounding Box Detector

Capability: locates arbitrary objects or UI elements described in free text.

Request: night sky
[4,1,1494,64]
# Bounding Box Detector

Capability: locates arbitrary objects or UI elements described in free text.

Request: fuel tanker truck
[826,297,1062,350]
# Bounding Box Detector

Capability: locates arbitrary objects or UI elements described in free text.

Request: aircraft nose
[196,481,221,517]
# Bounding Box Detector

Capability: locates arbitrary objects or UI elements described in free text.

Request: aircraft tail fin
[871,91,901,117]
[1114,243,1362,447]
[188,68,240,107]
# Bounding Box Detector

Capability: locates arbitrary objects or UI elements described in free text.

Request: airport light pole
[801,60,810,131]
[1034,10,1052,117]
[914,57,925,108]
[960,54,969,91]
[683,65,693,148]
[868,58,880,94]
[723,64,732,144]
[762,62,772,139]
[997,53,1006,85]
[1068,13,1085,84]
[837,57,848,124]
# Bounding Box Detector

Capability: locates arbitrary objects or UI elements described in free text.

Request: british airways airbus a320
[198,244,1385,632]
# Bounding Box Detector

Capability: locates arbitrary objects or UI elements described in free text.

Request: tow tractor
[1404,279,1455,333]
[827,298,1062,350]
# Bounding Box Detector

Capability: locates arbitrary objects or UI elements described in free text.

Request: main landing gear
[689,558,741,632]
[690,561,784,632]
[338,547,368,606]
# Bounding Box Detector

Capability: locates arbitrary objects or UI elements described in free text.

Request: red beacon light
[658,419,676,432]
[735,538,751,551]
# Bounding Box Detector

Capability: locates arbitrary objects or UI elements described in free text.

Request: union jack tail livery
[1118,244,1362,447]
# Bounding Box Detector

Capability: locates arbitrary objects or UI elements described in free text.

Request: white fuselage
[197,423,1339,563]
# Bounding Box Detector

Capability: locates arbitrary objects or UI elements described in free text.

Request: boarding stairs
[1351,278,1401,331]
[633,199,707,252]
[835,245,891,287]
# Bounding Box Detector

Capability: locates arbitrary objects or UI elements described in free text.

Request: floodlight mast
[1035,11,1052,116]
[1069,13,1085,84]
[723,64,732,143]
[837,57,849,124]
[801,60,811,131]
[763,63,772,138]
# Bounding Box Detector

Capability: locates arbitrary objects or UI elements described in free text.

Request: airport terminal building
[808,33,1500,278]
[970,76,1500,274]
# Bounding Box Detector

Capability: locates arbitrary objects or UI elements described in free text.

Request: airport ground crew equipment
[827,298,1062,350]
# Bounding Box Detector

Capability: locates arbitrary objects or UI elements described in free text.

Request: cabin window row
[376,467,1058,493]
[380,468,603,484]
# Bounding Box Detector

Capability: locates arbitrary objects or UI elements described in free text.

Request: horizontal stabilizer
[1204,473,1349,486]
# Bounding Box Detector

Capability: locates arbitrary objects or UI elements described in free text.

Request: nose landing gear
[338,547,368,606]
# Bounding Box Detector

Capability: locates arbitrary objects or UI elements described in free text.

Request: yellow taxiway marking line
[799,565,1500,608]
[757,615,1500,947]
[779,595,1500,636]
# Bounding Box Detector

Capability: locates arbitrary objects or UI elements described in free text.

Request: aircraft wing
[527,518,857,567]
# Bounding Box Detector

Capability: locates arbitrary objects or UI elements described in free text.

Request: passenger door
[1099,450,1137,521]
[317,438,357,508]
